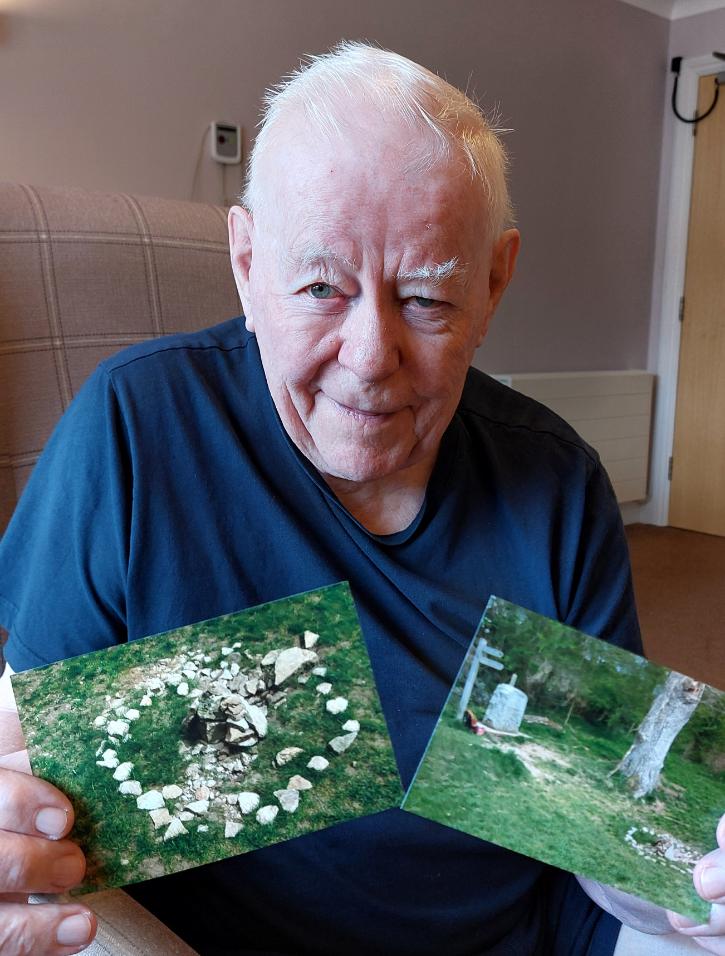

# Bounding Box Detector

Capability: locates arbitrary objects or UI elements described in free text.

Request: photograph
[11,582,402,894]
[402,596,725,922]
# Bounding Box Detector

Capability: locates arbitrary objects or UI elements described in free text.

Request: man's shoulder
[460,366,599,467]
[99,316,252,379]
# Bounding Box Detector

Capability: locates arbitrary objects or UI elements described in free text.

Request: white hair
[242,40,514,239]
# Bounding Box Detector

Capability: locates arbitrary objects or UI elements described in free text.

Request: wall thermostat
[211,121,241,165]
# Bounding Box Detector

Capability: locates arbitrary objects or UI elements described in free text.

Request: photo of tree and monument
[402,597,725,921]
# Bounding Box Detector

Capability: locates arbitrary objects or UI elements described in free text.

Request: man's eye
[308,282,336,299]
[413,296,437,308]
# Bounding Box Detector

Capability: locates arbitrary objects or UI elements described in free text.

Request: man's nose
[337,297,402,382]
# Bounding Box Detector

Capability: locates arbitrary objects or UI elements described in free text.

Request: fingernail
[51,854,85,889]
[35,806,69,839]
[670,913,699,929]
[56,913,92,946]
[700,864,725,900]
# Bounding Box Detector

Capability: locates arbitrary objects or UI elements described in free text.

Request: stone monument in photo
[484,675,528,733]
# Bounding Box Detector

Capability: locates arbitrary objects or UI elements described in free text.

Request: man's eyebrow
[285,244,358,273]
[397,257,466,286]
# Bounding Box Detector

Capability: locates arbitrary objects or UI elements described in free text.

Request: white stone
[125,709,140,721]
[112,762,134,781]
[275,747,304,767]
[326,697,348,715]
[177,682,189,696]
[107,720,129,738]
[163,818,187,840]
[178,811,194,822]
[239,700,267,738]
[165,673,183,686]
[140,695,153,707]
[221,646,233,656]
[225,820,243,838]
[303,630,320,649]
[197,824,209,833]
[119,780,143,796]
[315,682,332,695]
[93,715,107,727]
[311,667,327,677]
[149,808,172,829]
[274,789,300,812]
[274,647,318,686]
[146,678,164,693]
[162,785,183,800]
[237,792,261,814]
[329,732,357,754]
[342,719,360,733]
[96,748,119,768]
[186,799,209,815]
[137,790,165,811]
[288,775,313,791]
[256,805,279,825]
[261,649,281,666]
[307,756,329,772]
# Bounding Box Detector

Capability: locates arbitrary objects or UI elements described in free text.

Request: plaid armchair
[0,181,239,954]
[0,182,240,533]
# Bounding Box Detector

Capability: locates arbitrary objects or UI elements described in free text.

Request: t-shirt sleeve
[0,366,131,671]
[563,459,643,656]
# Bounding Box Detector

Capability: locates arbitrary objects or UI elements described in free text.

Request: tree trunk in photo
[613,672,704,798]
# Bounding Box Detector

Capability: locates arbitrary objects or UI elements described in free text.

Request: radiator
[492,371,655,504]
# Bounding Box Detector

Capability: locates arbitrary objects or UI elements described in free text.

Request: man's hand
[668,814,725,954]
[0,673,97,955]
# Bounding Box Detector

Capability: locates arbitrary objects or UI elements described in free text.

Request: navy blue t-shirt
[0,318,640,955]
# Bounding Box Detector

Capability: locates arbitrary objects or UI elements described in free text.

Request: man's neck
[323,456,436,536]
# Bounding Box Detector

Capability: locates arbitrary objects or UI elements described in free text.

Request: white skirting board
[491,371,655,507]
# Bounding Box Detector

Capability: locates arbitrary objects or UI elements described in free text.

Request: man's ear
[475,228,521,347]
[228,205,256,332]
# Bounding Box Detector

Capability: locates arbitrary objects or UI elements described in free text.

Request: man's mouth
[327,397,397,421]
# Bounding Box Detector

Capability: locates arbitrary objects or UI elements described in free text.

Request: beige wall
[0,0,669,373]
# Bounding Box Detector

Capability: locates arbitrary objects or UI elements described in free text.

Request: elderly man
[0,41,723,956]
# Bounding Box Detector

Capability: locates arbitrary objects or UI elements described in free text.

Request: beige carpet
[625,523,725,689]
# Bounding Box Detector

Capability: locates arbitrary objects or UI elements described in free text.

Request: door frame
[642,53,724,526]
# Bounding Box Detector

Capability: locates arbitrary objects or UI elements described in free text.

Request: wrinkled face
[230,124,517,488]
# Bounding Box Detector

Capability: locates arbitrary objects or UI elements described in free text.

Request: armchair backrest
[0,182,240,531]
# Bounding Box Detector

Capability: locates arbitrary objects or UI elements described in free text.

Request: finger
[718,814,725,851]
[694,848,725,905]
[0,767,74,839]
[0,832,86,895]
[0,900,96,956]
[685,937,725,955]
[668,902,725,942]
[0,751,31,774]
[0,708,25,759]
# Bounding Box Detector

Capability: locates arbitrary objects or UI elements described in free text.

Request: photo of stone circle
[12,582,401,893]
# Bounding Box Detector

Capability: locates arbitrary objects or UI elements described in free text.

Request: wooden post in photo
[457,639,504,720]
